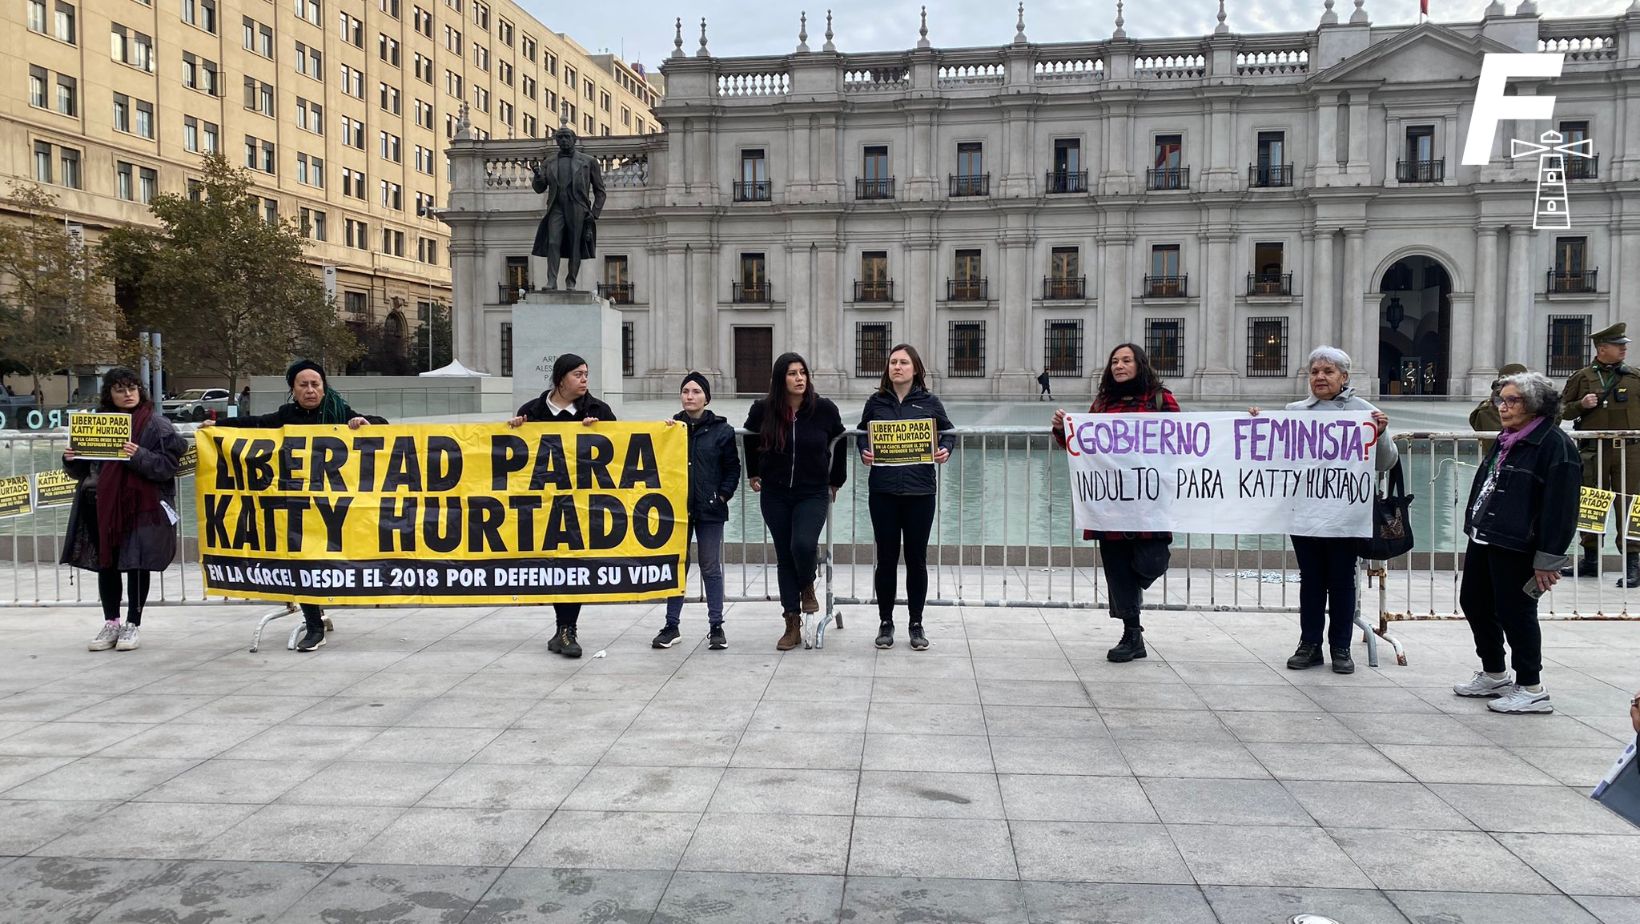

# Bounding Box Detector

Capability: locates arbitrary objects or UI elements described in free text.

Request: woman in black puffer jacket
[652,372,739,652]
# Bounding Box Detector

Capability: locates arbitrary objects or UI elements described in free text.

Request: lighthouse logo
[1462,53,1592,230]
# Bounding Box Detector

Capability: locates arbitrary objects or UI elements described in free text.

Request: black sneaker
[1286,642,1324,670]
[1330,646,1355,674]
[1107,625,1146,663]
[548,627,582,658]
[708,625,727,650]
[908,624,928,650]
[875,621,894,649]
[296,626,326,652]
[652,626,682,648]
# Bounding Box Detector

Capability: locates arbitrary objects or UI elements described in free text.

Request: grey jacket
[1283,386,1399,472]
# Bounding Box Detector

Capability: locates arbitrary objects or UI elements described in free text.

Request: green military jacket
[1561,363,1640,430]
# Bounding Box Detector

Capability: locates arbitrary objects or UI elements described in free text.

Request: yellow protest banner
[1578,486,1615,535]
[69,412,132,460]
[0,475,31,519]
[869,418,937,467]
[34,470,78,509]
[194,422,689,605]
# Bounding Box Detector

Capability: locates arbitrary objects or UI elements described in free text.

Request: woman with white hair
[1454,370,1580,713]
[1253,346,1397,674]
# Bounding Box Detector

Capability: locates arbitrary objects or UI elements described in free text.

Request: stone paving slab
[0,601,1636,922]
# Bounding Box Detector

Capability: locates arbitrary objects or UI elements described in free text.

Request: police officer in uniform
[1560,323,1640,585]
[1470,362,1529,455]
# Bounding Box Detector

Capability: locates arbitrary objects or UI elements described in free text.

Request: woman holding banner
[857,345,955,650]
[510,353,616,659]
[61,366,187,652]
[1252,346,1395,674]
[653,372,738,651]
[1052,344,1179,663]
[1454,371,1580,714]
[204,359,386,652]
[745,353,847,651]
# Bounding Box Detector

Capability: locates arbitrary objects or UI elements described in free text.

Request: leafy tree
[0,183,122,402]
[103,155,358,392]
[411,300,453,373]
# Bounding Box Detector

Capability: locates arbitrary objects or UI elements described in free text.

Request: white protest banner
[1063,411,1380,536]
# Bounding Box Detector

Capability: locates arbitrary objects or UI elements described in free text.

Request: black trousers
[1291,535,1359,649]
[300,603,325,630]
[760,482,829,614]
[1098,538,1146,628]
[1458,540,1544,687]
[869,492,936,623]
[97,570,152,625]
[554,602,582,630]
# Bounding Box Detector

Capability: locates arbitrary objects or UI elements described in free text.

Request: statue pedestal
[510,290,623,413]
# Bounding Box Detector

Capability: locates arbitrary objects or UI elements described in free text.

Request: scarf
[1496,414,1544,454]
[95,403,163,567]
[1472,415,1545,523]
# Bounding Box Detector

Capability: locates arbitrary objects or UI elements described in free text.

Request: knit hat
[285,359,327,389]
[680,371,711,403]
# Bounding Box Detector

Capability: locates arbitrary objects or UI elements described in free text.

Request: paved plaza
[1,601,1637,923]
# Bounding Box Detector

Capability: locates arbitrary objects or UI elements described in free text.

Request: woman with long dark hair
[744,352,846,650]
[1052,343,1180,663]
[62,366,188,652]
[509,352,617,658]
[857,344,954,650]
[204,359,386,651]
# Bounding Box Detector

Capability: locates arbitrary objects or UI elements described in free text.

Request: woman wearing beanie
[63,366,188,652]
[204,359,387,652]
[856,344,955,650]
[509,352,617,658]
[653,372,739,651]
[744,352,847,651]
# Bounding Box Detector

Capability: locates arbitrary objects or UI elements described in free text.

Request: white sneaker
[1487,685,1553,714]
[115,624,141,651]
[89,621,120,651]
[1453,671,1513,698]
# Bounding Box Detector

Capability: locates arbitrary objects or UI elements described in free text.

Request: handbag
[1358,461,1415,560]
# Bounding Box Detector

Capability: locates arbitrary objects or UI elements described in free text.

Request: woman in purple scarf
[1455,370,1582,714]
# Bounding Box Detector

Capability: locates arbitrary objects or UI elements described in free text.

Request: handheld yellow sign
[0,475,31,519]
[69,412,133,461]
[1577,486,1615,535]
[194,422,689,605]
[869,418,937,467]
[33,470,78,509]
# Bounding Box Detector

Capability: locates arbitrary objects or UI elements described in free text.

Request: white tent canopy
[418,359,489,377]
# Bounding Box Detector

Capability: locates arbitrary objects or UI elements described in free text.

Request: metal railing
[1249,163,1293,187]
[1397,158,1445,183]
[732,281,773,303]
[855,177,895,199]
[853,280,894,302]
[1146,166,1189,190]
[497,283,526,304]
[1568,154,1598,180]
[1247,272,1293,296]
[948,173,989,197]
[596,282,635,303]
[1043,276,1086,300]
[1547,269,1598,294]
[1144,274,1188,297]
[1045,170,1088,193]
[732,179,771,202]
[945,278,988,301]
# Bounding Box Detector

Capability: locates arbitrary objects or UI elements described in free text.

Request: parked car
[162,388,232,421]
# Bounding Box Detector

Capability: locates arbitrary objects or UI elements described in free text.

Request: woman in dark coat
[744,352,847,651]
[63,366,187,652]
[509,352,616,658]
[653,372,739,651]
[204,359,386,652]
[856,344,954,651]
[1454,371,1581,714]
[1052,343,1180,664]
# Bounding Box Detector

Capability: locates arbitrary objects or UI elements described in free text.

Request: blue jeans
[665,519,725,628]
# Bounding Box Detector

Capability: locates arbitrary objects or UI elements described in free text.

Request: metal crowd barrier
[6,425,1636,663]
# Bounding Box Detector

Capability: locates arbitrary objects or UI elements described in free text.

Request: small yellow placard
[34,470,78,509]
[1577,486,1615,534]
[69,412,132,461]
[0,475,31,519]
[869,418,937,467]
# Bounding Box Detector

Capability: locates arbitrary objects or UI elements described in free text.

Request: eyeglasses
[110,383,141,394]
[1492,396,1525,409]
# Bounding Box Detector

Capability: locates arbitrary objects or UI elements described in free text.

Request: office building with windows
[447,5,1638,398]
[7,0,658,373]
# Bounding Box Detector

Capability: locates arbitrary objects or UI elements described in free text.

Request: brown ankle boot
[776,612,802,651]
[800,584,819,614]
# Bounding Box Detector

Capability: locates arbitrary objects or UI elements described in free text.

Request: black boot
[875,620,894,649]
[547,625,582,658]
[1563,550,1599,578]
[1330,646,1355,674]
[1619,554,1640,588]
[1286,641,1324,670]
[1107,625,1147,663]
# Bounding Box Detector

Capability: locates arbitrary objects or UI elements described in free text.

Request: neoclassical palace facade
[446,3,1640,399]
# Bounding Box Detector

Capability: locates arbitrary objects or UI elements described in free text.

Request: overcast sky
[520,0,1632,70]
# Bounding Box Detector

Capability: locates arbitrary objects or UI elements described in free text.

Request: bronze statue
[530,127,607,291]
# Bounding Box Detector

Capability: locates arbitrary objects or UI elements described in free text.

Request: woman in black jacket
[856,344,954,650]
[1454,370,1581,714]
[204,359,386,651]
[509,352,616,658]
[653,372,739,651]
[744,352,847,651]
[63,367,187,653]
